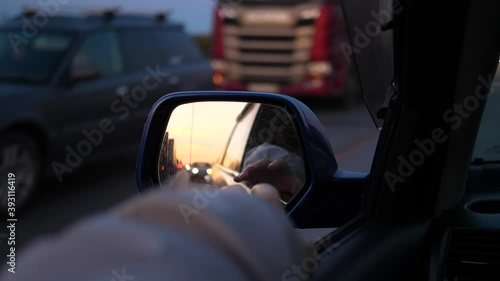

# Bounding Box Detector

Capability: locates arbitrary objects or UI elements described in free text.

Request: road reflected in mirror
[158,101,306,204]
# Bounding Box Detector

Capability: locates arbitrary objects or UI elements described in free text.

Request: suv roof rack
[21,6,172,22]
[119,10,172,22]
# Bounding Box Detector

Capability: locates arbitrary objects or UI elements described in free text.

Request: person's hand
[233,159,299,198]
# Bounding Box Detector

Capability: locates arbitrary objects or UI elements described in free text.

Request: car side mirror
[69,65,100,85]
[137,91,368,228]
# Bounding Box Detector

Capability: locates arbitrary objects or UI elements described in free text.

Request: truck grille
[222,4,319,84]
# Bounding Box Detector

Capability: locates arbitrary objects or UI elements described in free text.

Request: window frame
[70,29,124,79]
[0,29,77,84]
[221,104,261,171]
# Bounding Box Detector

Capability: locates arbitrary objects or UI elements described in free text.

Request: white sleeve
[1,191,311,281]
[243,143,305,186]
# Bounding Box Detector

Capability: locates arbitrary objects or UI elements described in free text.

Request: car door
[50,30,128,160]
[212,103,260,187]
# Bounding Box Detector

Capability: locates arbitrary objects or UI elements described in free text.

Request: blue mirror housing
[137,91,367,228]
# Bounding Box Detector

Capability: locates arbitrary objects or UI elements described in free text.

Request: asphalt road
[6,102,380,253]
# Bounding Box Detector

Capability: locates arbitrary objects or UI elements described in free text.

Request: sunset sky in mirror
[166,102,247,164]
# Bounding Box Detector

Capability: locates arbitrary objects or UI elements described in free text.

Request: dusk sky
[167,102,247,163]
[1,0,216,34]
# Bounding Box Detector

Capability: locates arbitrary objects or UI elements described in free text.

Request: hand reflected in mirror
[157,101,307,205]
[234,143,305,202]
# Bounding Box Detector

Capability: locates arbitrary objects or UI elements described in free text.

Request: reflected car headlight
[185,164,191,171]
[192,168,199,174]
[206,168,212,175]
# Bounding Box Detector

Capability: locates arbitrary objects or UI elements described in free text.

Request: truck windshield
[0,30,75,84]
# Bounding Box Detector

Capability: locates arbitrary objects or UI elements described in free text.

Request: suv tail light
[211,5,224,59]
[310,3,334,61]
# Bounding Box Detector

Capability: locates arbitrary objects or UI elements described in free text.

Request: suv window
[119,30,165,71]
[72,31,123,77]
[154,30,203,64]
[222,104,260,171]
[0,31,75,83]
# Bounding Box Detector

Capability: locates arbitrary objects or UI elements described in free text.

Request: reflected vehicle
[157,101,305,204]
[0,9,213,212]
[188,162,213,183]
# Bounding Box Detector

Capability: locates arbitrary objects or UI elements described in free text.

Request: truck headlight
[307,61,333,78]
[300,8,320,20]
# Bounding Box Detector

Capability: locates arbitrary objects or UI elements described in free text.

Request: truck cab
[211,0,358,102]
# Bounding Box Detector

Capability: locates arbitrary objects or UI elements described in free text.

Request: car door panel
[49,30,128,160]
[114,69,181,147]
[313,219,430,281]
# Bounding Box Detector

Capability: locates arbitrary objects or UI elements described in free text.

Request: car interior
[2,0,500,280]
[311,1,500,281]
[46,0,500,280]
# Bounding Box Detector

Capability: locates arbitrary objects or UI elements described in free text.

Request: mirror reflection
[158,101,306,204]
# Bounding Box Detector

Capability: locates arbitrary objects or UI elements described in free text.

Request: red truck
[211,0,359,103]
